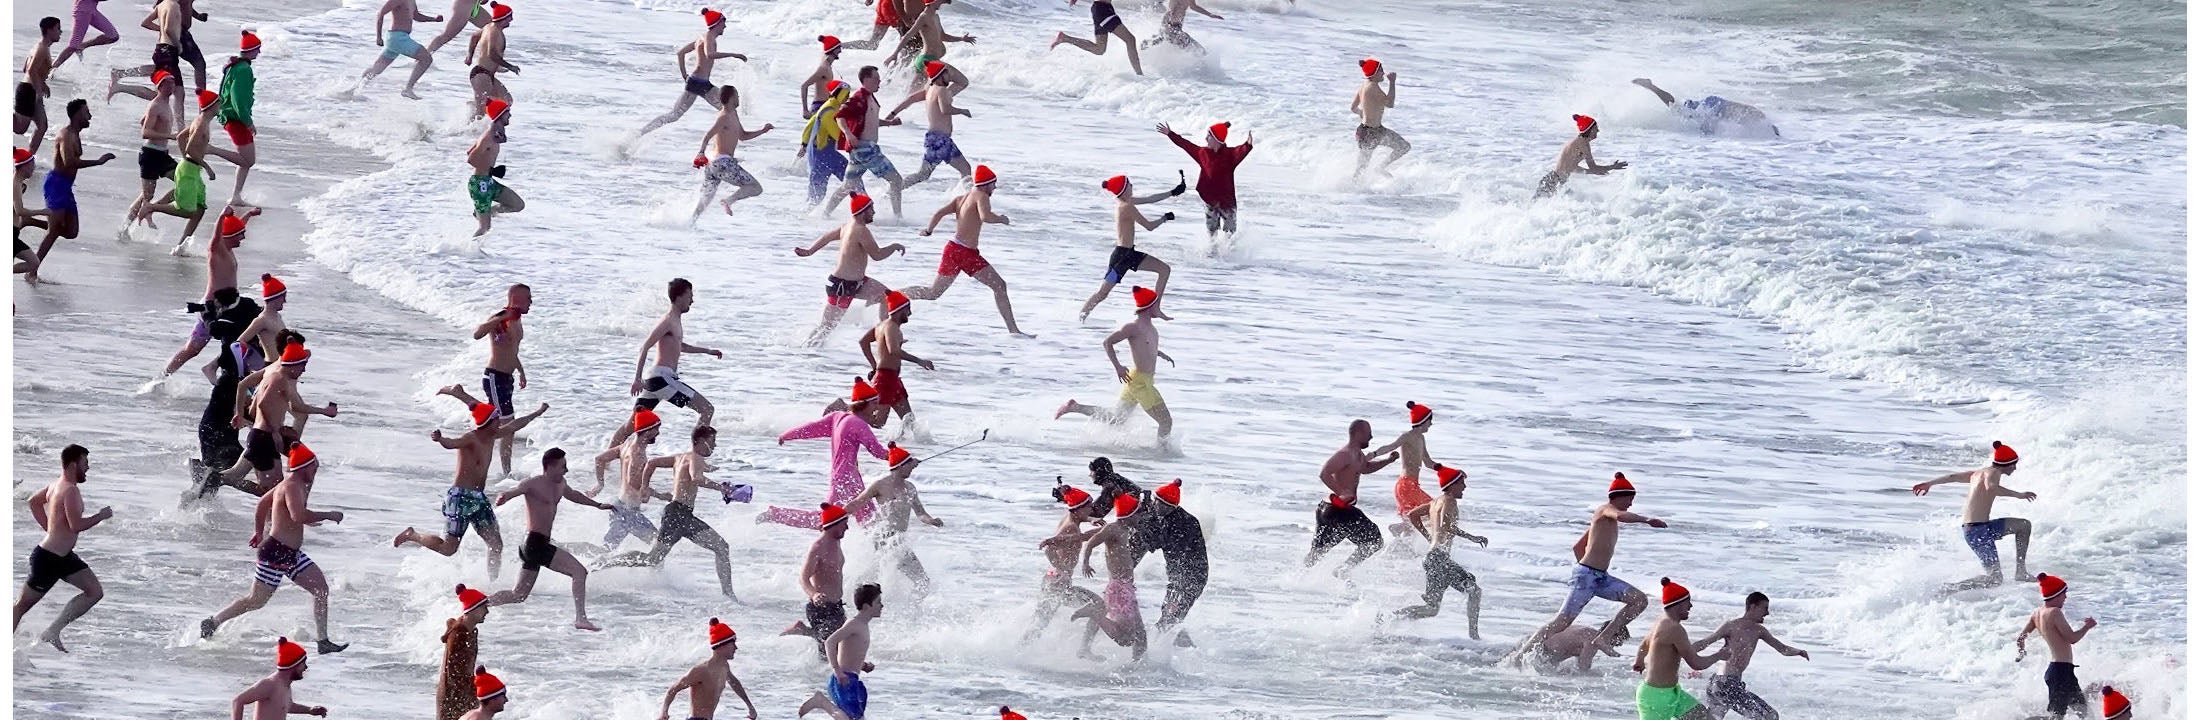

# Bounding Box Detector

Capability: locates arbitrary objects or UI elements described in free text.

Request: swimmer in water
[796,583,883,720]
[783,503,854,659]
[1371,401,1437,542]
[597,424,742,599]
[1632,78,1779,137]
[2016,573,2098,720]
[1534,114,1626,198]
[1504,472,1668,670]
[228,638,330,720]
[360,0,444,98]
[472,283,531,475]
[1054,286,1177,447]
[1632,578,1729,720]
[393,396,550,579]
[1304,419,1401,577]
[1073,493,1151,660]
[201,443,351,655]
[904,165,1031,336]
[690,85,773,222]
[1392,464,1487,637]
[486,448,612,632]
[1026,480,1107,638]
[1351,58,1408,177]
[797,193,905,344]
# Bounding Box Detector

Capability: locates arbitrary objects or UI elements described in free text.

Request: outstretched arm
[1188,0,1222,18]
[920,198,958,235]
[501,402,550,435]
[777,415,838,444]
[1760,628,1809,659]
[727,672,759,718]
[1911,470,1970,495]
[1690,623,1731,653]
[561,484,615,510]
[793,228,839,257]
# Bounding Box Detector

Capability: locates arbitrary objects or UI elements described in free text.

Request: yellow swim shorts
[1119,371,1164,411]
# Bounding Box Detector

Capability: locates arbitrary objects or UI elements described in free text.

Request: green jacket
[217,61,254,126]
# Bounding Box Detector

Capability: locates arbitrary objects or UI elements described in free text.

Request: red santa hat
[218,211,250,239]
[1434,463,1465,491]
[1359,58,1381,77]
[1207,122,1230,143]
[279,343,311,366]
[700,8,725,27]
[1407,401,1433,427]
[2037,573,2067,602]
[1573,114,1597,133]
[850,193,874,216]
[819,35,843,54]
[1112,492,1141,518]
[1132,286,1159,311]
[487,2,512,22]
[473,666,507,701]
[12,148,31,168]
[973,164,997,188]
[1991,441,2020,467]
[485,98,511,122]
[632,408,662,434]
[819,502,849,529]
[1608,471,1636,498]
[198,90,221,109]
[152,69,176,87]
[924,60,947,80]
[456,584,490,614]
[1101,175,1129,197]
[2101,685,2131,719]
[1056,482,1093,511]
[884,290,911,315]
[1000,708,1028,720]
[1155,479,1182,506]
[709,617,737,648]
[260,274,287,300]
[1659,577,1690,608]
[825,79,849,97]
[240,30,263,53]
[850,376,879,404]
[886,442,914,471]
[286,442,317,472]
[275,636,307,670]
[471,402,498,428]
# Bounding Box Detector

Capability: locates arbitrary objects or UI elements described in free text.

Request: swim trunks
[1562,564,1636,616]
[911,53,938,73]
[1418,548,1476,609]
[1142,19,1199,50]
[254,537,316,588]
[1310,501,1382,555]
[635,365,698,410]
[68,0,117,47]
[467,174,501,216]
[805,599,847,649]
[382,30,424,59]
[41,170,76,214]
[1354,124,1409,153]
[13,82,34,118]
[1104,245,1147,283]
[825,275,872,309]
[683,75,713,97]
[603,502,658,547]
[1203,204,1237,235]
[139,145,178,181]
[1119,370,1163,411]
[480,368,515,418]
[153,43,183,78]
[1103,575,1141,623]
[920,130,962,165]
[25,546,90,593]
[223,120,254,146]
[1636,682,1701,720]
[1394,475,1432,518]
[872,368,908,408]
[243,427,281,472]
[874,0,903,27]
[1090,0,1122,34]
[658,501,713,545]
[702,155,755,190]
[518,530,557,571]
[180,31,204,68]
[1534,171,1565,198]
[847,141,898,179]
[174,159,208,213]
[937,240,988,276]
[2044,662,2082,716]
[1704,675,1776,720]
[442,487,499,538]
[1962,518,2013,574]
[827,672,868,719]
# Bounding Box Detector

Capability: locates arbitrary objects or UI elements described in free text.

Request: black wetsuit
[1087,459,1209,629]
[195,299,261,496]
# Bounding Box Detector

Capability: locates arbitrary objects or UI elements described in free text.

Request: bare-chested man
[1055,286,1176,446]
[461,666,510,719]
[2017,573,2097,720]
[1535,625,1631,672]
[659,618,761,720]
[34,100,119,279]
[1141,0,1221,52]
[469,98,524,237]
[15,444,111,652]
[1912,441,2037,592]
[472,283,531,475]
[1507,472,1669,670]
[161,206,255,380]
[228,638,330,720]
[229,273,289,377]
[589,408,669,554]
[846,291,932,430]
[108,0,190,121]
[464,4,517,111]
[1074,173,1181,321]
[1691,592,1811,720]
[598,424,741,599]
[797,583,883,720]
[485,448,609,631]
[634,9,748,143]
[798,194,906,343]
[1632,78,1779,137]
[394,398,549,578]
[903,165,1028,335]
[17,18,61,154]
[782,503,853,659]
[1632,579,1727,720]
[690,86,773,221]
[901,0,974,86]
[122,72,184,230]
[138,89,221,250]
[360,0,444,99]
[823,67,911,219]
[1372,401,1437,540]
[1050,0,1142,76]
[800,36,843,118]
[1026,481,1106,638]
[1302,418,1400,576]
[220,341,341,493]
[1350,58,1408,177]
[1072,493,1150,660]
[612,278,722,443]
[1535,114,1628,198]
[845,445,943,597]
[201,443,351,654]
[1393,465,1487,635]
[883,62,972,187]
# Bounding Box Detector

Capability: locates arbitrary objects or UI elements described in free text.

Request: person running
[1073,493,1150,660]
[800,35,843,118]
[597,424,740,599]
[137,89,221,251]
[51,0,120,75]
[852,290,932,431]
[1373,401,1437,540]
[189,316,279,499]
[901,0,975,87]
[218,342,341,493]
[469,98,523,234]
[1506,472,1670,670]
[13,149,49,278]
[1141,0,1221,52]
[613,278,722,444]
[797,193,906,343]
[438,585,492,720]
[485,448,610,631]
[1392,464,1488,634]
[826,67,911,219]
[800,80,853,206]
[759,381,892,528]
[1027,481,1106,638]
[394,398,549,578]
[689,85,772,222]
[844,444,943,598]
[207,32,261,207]
[200,443,351,654]
[1534,625,1632,672]
[1055,287,1177,446]
[633,9,748,143]
[361,0,443,99]
[1912,441,2038,593]
[461,666,510,720]
[1156,122,1250,240]
[1632,579,1728,720]
[657,618,761,720]
[32,100,117,279]
[2017,573,2098,719]
[1350,58,1408,177]
[883,61,972,186]
[17,18,60,154]
[1140,478,1208,643]
[107,0,188,122]
[14,444,112,652]
[1535,114,1627,198]
[124,71,183,234]
[473,283,531,475]
[463,4,517,111]
[1631,78,1779,137]
[1050,0,1142,76]
[782,503,854,658]
[798,583,884,720]
[587,408,669,554]
[228,273,288,384]
[228,638,330,720]
[902,165,1028,335]
[1302,418,1400,576]
[1691,592,1811,720]
[160,205,252,381]
[1073,173,1181,321]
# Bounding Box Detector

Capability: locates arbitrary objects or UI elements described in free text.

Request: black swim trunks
[179,30,204,68]
[25,546,89,593]
[658,501,714,545]
[480,368,516,419]
[14,81,34,118]
[243,427,280,472]
[139,146,179,181]
[470,66,492,78]
[2045,662,2083,716]
[684,75,713,97]
[1104,245,1148,284]
[805,599,847,655]
[153,43,183,78]
[826,275,866,299]
[519,531,558,571]
[1310,501,1383,555]
[1090,0,1122,34]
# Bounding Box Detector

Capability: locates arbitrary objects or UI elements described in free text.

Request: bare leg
[479,523,506,580]
[487,568,538,606]
[1112,26,1144,75]
[972,267,1029,336]
[1136,255,1172,299]
[1078,280,1120,321]
[901,273,955,301]
[692,527,738,598]
[720,178,762,214]
[547,550,598,630]
[1507,611,1579,667]
[401,51,435,99]
[290,565,345,650]
[635,91,701,141]
[2008,518,2032,578]
[202,581,276,637]
[425,4,480,53]
[1146,401,1173,444]
[36,571,103,652]
[12,586,47,629]
[1053,31,1107,55]
[808,304,851,345]
[394,527,464,556]
[841,24,892,52]
[798,691,853,720]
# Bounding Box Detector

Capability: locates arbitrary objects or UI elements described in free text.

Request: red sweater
[1167,131,1253,210]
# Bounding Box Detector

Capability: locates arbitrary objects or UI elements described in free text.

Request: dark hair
[40,16,61,31]
[212,287,241,306]
[1088,457,1113,474]
[509,283,529,294]
[692,425,716,441]
[853,582,883,609]
[1745,591,1769,608]
[718,85,738,105]
[858,65,880,82]
[542,447,567,466]
[66,99,88,117]
[668,278,693,301]
[61,444,88,465]
[276,329,306,348]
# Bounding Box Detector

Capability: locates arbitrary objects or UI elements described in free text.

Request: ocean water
[11,0,2185,717]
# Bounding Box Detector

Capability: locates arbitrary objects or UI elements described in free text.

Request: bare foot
[317,639,349,654]
[436,383,466,398]
[105,70,122,102]
[400,87,421,100]
[721,198,736,215]
[1048,33,1066,50]
[1010,330,1036,339]
[1054,400,1080,419]
[393,527,417,547]
[39,629,68,652]
[574,618,601,632]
